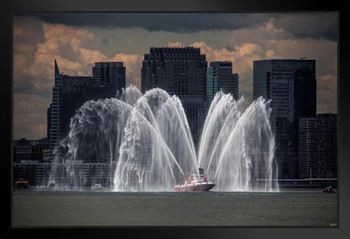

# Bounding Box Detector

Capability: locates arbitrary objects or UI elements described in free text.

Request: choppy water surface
[13,189,337,227]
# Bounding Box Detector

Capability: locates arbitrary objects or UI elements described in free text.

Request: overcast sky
[13,13,338,140]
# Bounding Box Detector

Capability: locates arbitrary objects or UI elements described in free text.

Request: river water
[12,189,337,227]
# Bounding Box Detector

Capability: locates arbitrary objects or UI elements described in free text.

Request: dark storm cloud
[16,13,338,41]
[16,13,276,33]
[271,13,338,41]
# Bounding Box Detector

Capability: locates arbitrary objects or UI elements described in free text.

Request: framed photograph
[3,0,350,238]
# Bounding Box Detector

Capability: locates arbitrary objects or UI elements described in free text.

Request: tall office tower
[299,114,337,179]
[288,69,317,177]
[141,47,208,146]
[48,60,91,159]
[253,59,316,178]
[48,60,125,160]
[207,61,239,104]
[92,62,126,97]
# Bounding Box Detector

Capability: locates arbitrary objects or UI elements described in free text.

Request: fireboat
[174,168,215,192]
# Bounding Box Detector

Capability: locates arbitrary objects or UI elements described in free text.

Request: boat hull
[174,183,215,192]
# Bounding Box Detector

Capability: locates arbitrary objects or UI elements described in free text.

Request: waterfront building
[13,138,50,163]
[299,114,337,179]
[13,138,51,186]
[141,47,208,145]
[13,138,32,163]
[207,61,239,104]
[253,59,316,178]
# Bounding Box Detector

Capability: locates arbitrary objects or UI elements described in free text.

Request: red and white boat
[174,168,215,192]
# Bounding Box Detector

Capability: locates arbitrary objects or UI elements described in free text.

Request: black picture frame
[2,0,350,238]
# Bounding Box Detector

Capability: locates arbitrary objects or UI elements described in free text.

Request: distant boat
[174,168,215,192]
[323,186,336,193]
[91,183,104,191]
[14,178,29,189]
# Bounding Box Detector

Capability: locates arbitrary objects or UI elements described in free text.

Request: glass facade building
[92,62,126,97]
[207,61,239,104]
[141,47,208,145]
[253,59,316,178]
[299,114,337,179]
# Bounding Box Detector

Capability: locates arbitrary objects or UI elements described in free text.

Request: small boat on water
[175,168,215,192]
[14,178,29,189]
[91,183,104,191]
[323,186,336,193]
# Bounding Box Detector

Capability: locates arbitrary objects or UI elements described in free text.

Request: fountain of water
[114,88,200,191]
[47,98,133,190]
[48,86,279,192]
[198,93,278,191]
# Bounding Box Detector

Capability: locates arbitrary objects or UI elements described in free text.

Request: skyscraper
[253,59,316,178]
[207,61,239,103]
[299,114,337,179]
[48,60,125,159]
[92,62,126,97]
[141,47,208,145]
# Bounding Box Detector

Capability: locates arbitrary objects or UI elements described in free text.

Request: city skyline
[13,13,338,140]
